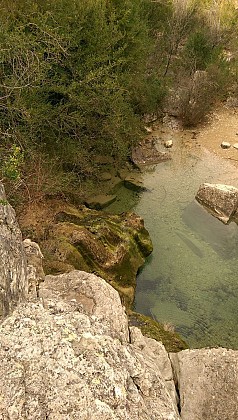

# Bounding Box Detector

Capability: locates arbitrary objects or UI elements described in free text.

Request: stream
[107,107,238,349]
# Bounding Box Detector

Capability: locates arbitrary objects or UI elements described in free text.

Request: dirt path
[196,106,238,165]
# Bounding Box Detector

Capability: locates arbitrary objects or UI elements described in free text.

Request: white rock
[220,141,231,149]
[145,126,153,133]
[0,271,180,420]
[164,140,173,148]
[130,326,179,412]
[195,183,238,223]
[233,143,238,149]
[0,182,27,319]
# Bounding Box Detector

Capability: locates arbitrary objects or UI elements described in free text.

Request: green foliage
[0,0,162,179]
[0,199,8,206]
[0,0,237,200]
[1,144,24,181]
[184,30,221,70]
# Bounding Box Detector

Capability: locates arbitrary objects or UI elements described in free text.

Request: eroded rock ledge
[18,200,153,308]
[1,181,238,419]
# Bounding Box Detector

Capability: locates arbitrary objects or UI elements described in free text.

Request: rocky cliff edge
[0,182,238,420]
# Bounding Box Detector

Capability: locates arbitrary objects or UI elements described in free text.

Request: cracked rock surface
[0,270,179,420]
[0,183,27,319]
[170,348,238,420]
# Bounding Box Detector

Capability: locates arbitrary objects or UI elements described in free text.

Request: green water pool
[107,141,238,348]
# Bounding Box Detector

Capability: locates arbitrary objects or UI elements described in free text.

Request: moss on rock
[128,311,188,352]
[19,200,153,308]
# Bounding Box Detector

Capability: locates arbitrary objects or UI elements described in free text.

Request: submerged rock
[0,183,27,319]
[84,194,117,210]
[131,138,171,166]
[124,175,147,192]
[195,183,238,223]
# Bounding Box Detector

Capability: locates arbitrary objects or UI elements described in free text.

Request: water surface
[108,116,238,348]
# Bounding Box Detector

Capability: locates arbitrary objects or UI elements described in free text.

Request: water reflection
[107,137,238,348]
[182,201,238,259]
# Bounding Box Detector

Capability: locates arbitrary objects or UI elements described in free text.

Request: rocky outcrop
[170,348,238,420]
[2,180,238,420]
[131,137,171,167]
[195,183,238,223]
[19,201,153,308]
[0,184,27,319]
[2,265,238,420]
[0,270,180,420]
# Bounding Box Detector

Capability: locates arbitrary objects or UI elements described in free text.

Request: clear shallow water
[107,135,238,348]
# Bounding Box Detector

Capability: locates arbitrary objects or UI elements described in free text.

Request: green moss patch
[128,311,188,352]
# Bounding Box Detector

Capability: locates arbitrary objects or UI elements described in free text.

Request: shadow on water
[105,185,141,214]
[182,200,238,259]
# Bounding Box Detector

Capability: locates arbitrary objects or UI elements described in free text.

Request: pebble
[164,140,173,148]
[220,141,231,149]
[145,126,153,133]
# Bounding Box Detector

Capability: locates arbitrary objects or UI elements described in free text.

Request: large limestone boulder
[170,348,238,420]
[195,183,238,223]
[39,270,129,344]
[130,326,178,412]
[0,183,27,318]
[0,270,180,419]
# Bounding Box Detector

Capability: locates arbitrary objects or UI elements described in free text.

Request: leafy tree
[0,0,160,165]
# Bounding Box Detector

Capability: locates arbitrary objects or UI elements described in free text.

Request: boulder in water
[195,183,238,223]
[131,137,171,166]
[84,194,117,210]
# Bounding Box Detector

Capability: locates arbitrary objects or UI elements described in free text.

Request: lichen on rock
[0,182,27,319]
[0,270,180,419]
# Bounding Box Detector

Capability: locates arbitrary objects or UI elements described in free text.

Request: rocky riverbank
[18,198,153,308]
[0,181,238,419]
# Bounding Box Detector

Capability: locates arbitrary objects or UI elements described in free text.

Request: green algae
[37,203,153,308]
[128,311,188,352]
